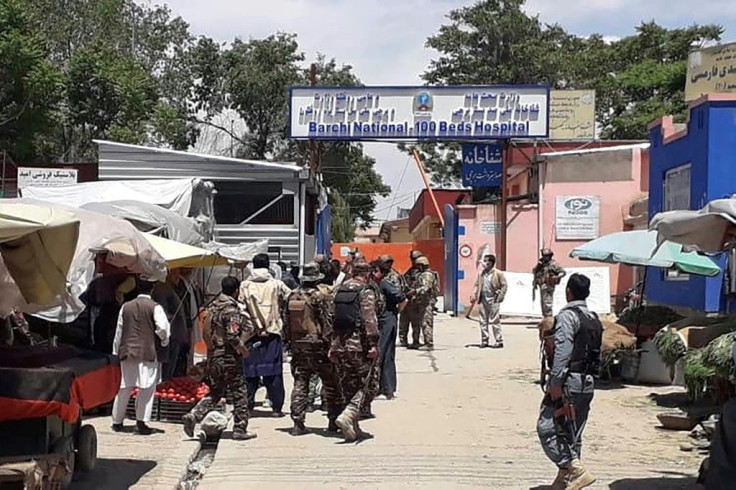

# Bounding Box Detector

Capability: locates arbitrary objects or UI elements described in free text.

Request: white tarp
[1,199,167,322]
[81,200,208,245]
[500,267,611,318]
[22,179,196,217]
[650,198,736,253]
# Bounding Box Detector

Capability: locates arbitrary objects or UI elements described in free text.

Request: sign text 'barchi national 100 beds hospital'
[289,86,550,140]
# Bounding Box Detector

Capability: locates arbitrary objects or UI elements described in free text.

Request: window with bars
[663,164,691,212]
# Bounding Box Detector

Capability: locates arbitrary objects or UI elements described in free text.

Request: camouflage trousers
[290,349,342,423]
[399,303,424,346]
[413,302,434,346]
[334,352,379,415]
[187,354,249,431]
[540,286,555,318]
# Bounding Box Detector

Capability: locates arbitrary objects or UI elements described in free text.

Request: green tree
[0,0,63,162]
[221,33,304,159]
[409,0,722,182]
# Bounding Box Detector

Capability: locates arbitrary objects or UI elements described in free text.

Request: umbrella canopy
[570,230,721,276]
[650,199,736,253]
[0,202,80,308]
[142,234,228,269]
[0,199,167,322]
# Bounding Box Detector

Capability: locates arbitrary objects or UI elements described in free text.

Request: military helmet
[300,262,324,282]
[415,256,430,266]
[409,250,423,260]
[378,254,394,265]
[353,259,372,273]
[541,248,554,257]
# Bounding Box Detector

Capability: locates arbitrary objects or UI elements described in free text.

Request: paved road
[200,315,702,489]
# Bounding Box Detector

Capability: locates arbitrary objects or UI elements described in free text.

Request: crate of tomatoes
[156,377,211,423]
[127,377,211,423]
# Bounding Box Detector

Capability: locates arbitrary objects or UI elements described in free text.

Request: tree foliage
[0,0,63,162]
[409,0,723,183]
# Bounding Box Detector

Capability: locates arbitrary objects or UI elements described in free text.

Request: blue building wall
[647,101,736,312]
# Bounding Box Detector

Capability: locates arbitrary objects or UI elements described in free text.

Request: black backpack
[333,282,367,332]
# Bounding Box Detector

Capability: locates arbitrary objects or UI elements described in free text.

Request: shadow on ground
[70,458,156,490]
[648,392,720,419]
[609,475,699,489]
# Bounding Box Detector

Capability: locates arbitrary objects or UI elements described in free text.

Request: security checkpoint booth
[94,140,327,265]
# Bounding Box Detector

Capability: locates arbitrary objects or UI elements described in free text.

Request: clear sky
[147,0,736,221]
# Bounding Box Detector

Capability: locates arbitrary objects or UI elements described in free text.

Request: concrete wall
[647,96,736,312]
[455,148,646,312]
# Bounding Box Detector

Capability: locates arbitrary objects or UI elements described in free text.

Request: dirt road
[200,315,702,489]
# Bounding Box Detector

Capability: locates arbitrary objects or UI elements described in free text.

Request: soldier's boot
[327,419,339,433]
[182,413,196,438]
[290,419,308,436]
[565,460,595,490]
[232,429,258,441]
[550,467,569,490]
[335,406,358,442]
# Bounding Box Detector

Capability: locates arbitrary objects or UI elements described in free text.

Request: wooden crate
[126,396,160,421]
[158,399,197,423]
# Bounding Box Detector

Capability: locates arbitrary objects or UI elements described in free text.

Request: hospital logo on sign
[413,91,433,115]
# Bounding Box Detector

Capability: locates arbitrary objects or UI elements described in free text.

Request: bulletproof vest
[334,282,368,332]
[287,289,321,340]
[567,306,603,376]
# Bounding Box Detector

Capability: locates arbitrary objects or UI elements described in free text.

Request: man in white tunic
[111,277,171,435]
[471,254,508,348]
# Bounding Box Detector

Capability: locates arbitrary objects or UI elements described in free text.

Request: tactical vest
[566,306,603,376]
[287,289,321,340]
[334,282,369,332]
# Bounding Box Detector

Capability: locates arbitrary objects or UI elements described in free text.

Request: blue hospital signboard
[289,85,549,140]
[461,144,503,187]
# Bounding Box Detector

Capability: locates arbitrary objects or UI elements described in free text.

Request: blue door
[443,204,459,315]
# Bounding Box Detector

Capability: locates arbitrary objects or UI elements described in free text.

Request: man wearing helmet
[399,250,424,347]
[409,256,439,351]
[533,249,566,318]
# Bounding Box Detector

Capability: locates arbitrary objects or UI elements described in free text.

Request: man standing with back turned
[537,273,601,490]
[183,276,257,441]
[111,276,170,436]
[330,260,380,442]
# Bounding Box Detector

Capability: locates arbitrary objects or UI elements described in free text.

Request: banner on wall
[685,42,736,101]
[499,267,611,317]
[555,195,600,240]
[461,143,503,187]
[289,85,550,140]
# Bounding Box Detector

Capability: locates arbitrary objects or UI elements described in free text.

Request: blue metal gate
[443,204,459,315]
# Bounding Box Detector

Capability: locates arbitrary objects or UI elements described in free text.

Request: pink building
[456,145,649,312]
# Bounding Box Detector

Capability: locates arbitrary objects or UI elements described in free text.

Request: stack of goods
[654,328,687,369]
[128,377,211,422]
[683,333,736,402]
[618,306,684,339]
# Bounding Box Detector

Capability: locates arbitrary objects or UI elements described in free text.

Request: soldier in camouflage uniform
[399,250,423,347]
[329,260,380,442]
[533,249,566,318]
[183,276,257,441]
[284,262,342,436]
[410,256,439,351]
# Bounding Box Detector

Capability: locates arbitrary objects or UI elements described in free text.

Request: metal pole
[412,149,444,227]
[298,181,306,265]
[538,156,546,254]
[308,63,317,172]
[500,142,509,270]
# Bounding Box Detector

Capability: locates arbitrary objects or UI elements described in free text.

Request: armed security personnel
[183,276,257,441]
[537,273,602,490]
[284,262,342,436]
[409,256,439,351]
[533,249,566,318]
[399,250,424,347]
[329,260,380,442]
